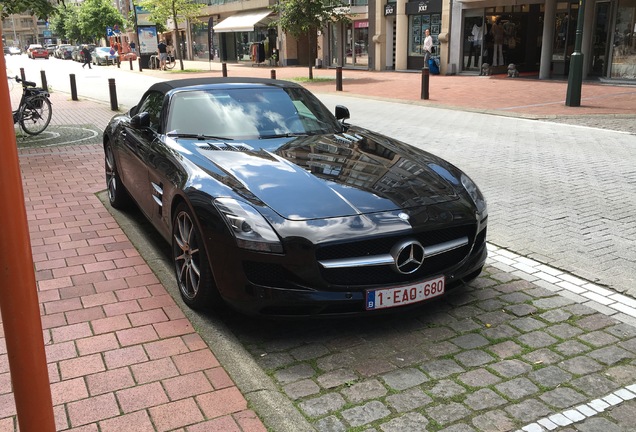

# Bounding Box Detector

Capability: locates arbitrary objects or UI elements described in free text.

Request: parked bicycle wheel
[165,55,176,70]
[19,95,52,135]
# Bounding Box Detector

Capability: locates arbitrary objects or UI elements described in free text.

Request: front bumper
[224,237,487,317]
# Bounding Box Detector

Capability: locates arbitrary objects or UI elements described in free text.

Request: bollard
[70,74,78,101]
[421,67,429,100]
[129,58,133,70]
[108,78,118,111]
[270,70,276,80]
[117,57,121,68]
[40,70,48,91]
[336,67,343,91]
[138,58,143,72]
[20,68,26,81]
[222,62,227,77]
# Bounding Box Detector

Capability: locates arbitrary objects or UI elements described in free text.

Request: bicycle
[149,52,175,70]
[11,76,52,135]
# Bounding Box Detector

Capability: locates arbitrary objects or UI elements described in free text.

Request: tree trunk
[308,30,313,80]
[172,7,184,70]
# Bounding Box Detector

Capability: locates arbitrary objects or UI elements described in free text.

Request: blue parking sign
[106,27,113,37]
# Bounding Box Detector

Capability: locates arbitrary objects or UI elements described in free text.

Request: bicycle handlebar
[14,76,37,88]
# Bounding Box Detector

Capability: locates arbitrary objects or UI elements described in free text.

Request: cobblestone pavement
[224,253,636,432]
[4,63,636,432]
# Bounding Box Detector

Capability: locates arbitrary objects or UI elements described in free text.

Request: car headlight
[214,198,283,253]
[461,174,487,217]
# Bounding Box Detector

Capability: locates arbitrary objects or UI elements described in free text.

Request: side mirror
[335,105,350,121]
[130,112,151,129]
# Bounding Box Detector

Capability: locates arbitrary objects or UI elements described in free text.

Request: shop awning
[213,9,274,33]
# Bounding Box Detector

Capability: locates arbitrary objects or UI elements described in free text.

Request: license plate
[365,275,445,310]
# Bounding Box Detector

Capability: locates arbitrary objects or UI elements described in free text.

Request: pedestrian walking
[81,45,92,69]
[130,41,136,54]
[157,39,168,71]
[423,28,433,63]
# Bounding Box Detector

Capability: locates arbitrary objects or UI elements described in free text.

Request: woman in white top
[423,28,433,63]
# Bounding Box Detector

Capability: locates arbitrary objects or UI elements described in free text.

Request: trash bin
[315,58,322,69]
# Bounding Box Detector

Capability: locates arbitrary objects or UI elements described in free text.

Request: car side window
[136,91,164,131]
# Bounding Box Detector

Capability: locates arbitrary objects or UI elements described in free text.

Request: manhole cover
[16,124,102,148]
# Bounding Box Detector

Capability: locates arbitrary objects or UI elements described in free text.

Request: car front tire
[104,141,130,209]
[172,203,219,310]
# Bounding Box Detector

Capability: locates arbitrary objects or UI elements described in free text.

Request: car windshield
[166,86,343,139]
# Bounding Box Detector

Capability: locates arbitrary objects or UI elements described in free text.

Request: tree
[0,0,61,19]
[76,0,124,44]
[271,0,350,79]
[49,3,80,42]
[137,0,204,71]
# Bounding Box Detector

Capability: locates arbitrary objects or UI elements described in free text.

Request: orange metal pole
[0,43,56,431]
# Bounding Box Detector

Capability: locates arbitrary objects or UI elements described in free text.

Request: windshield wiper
[166,133,233,141]
[260,132,309,139]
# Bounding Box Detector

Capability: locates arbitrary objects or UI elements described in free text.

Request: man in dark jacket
[81,45,92,69]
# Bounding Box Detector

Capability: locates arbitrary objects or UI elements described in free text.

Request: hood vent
[198,142,254,152]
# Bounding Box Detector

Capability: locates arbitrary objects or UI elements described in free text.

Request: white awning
[213,9,274,33]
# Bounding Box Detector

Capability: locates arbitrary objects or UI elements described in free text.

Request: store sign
[406,0,442,14]
[384,4,396,16]
[354,20,369,29]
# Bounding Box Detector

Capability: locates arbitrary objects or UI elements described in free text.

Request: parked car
[120,52,137,61]
[27,44,49,59]
[92,47,118,65]
[4,46,22,55]
[103,78,488,317]
[55,44,71,58]
[71,46,80,61]
[46,44,57,55]
[59,45,74,60]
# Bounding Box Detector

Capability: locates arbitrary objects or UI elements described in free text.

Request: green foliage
[137,0,204,27]
[76,0,125,43]
[0,0,60,19]
[49,4,80,42]
[271,0,350,38]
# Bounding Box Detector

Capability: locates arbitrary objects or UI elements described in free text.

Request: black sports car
[103,78,487,317]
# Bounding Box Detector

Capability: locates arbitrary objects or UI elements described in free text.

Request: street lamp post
[565,0,586,107]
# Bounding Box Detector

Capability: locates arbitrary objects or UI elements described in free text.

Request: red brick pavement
[2,115,267,429]
[3,64,635,431]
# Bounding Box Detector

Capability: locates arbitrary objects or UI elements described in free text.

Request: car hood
[187,126,464,221]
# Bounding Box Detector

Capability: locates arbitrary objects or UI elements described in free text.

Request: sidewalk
[142,59,636,119]
[3,64,636,432]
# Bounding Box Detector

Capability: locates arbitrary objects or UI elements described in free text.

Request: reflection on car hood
[190,126,463,221]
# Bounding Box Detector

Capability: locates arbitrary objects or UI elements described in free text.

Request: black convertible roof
[147,77,301,95]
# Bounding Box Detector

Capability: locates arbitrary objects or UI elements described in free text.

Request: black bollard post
[421,67,430,100]
[222,63,228,77]
[129,58,133,70]
[70,74,78,101]
[138,58,143,72]
[108,78,118,111]
[20,68,26,81]
[40,70,48,91]
[117,57,121,68]
[336,67,343,91]
[270,70,276,80]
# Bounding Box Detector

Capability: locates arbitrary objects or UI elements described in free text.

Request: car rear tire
[172,203,219,310]
[104,141,131,209]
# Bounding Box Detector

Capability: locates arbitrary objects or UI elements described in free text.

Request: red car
[28,44,49,59]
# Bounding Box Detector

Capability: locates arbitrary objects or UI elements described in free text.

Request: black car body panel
[104,78,487,317]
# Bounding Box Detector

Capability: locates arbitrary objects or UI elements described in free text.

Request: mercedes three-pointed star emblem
[391,240,425,274]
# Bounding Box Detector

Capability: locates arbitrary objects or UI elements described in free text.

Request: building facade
[367,0,635,80]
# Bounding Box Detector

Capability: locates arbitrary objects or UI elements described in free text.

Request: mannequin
[467,23,484,68]
[491,18,504,66]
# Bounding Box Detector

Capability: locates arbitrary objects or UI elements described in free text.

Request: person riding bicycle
[157,39,168,71]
